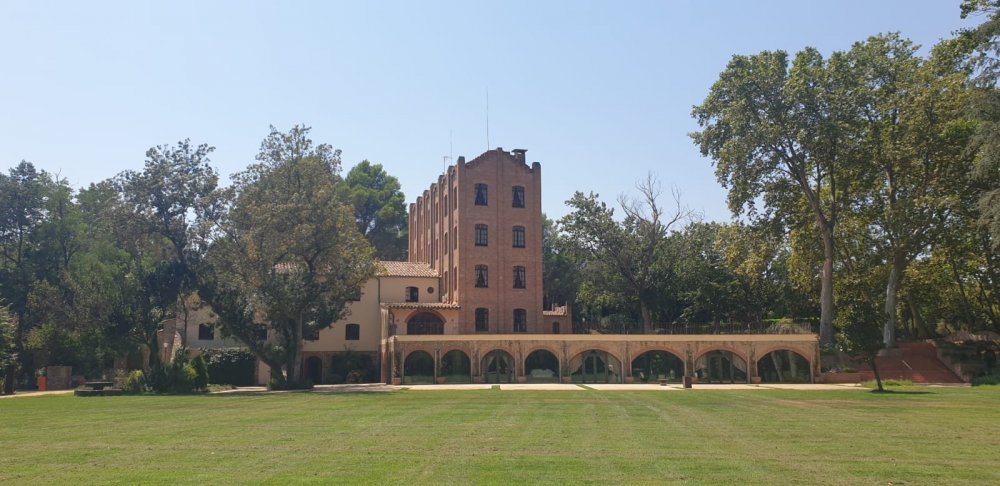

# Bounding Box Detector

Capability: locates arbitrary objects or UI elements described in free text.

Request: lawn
[2,386,998,484]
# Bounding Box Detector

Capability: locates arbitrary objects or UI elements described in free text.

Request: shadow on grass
[868,389,935,395]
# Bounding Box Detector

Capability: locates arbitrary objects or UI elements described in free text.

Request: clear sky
[0,1,979,222]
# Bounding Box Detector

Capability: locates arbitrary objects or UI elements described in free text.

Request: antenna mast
[486,88,490,151]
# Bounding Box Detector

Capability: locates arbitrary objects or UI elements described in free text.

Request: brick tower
[409,148,546,333]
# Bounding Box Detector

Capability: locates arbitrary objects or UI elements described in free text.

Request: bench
[84,381,114,391]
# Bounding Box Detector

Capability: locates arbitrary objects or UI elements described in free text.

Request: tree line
[545,2,1000,349]
[0,126,407,392]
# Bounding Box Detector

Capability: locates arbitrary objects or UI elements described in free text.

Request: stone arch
[481,349,515,383]
[694,348,749,384]
[406,311,445,335]
[440,349,472,384]
[524,348,560,383]
[630,349,685,383]
[568,349,623,384]
[756,348,812,384]
[403,350,435,384]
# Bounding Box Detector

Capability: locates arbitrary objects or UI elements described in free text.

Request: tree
[693,46,867,346]
[340,160,408,260]
[0,162,52,393]
[0,310,15,394]
[836,278,887,392]
[560,175,690,333]
[117,140,221,358]
[541,215,578,312]
[846,35,975,346]
[202,126,376,385]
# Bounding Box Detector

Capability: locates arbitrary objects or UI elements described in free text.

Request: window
[198,324,214,341]
[513,266,526,289]
[512,226,525,248]
[552,322,561,334]
[475,183,488,206]
[444,195,448,217]
[443,271,448,297]
[513,309,527,332]
[475,265,488,288]
[512,186,525,208]
[475,224,488,246]
[405,286,418,302]
[453,225,458,249]
[345,323,360,341]
[475,308,489,332]
[304,328,319,341]
[444,232,448,253]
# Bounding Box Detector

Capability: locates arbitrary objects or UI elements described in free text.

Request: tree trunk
[869,356,884,392]
[884,251,907,348]
[906,290,930,339]
[639,300,653,334]
[2,366,14,395]
[819,229,835,347]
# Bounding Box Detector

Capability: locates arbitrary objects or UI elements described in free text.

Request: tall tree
[692,47,863,346]
[0,162,52,393]
[0,309,15,394]
[202,126,376,385]
[340,160,408,260]
[541,215,578,312]
[117,140,221,355]
[560,175,690,333]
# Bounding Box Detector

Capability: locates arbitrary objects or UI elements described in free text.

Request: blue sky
[0,1,978,222]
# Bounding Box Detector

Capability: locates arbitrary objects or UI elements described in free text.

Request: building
[189,148,820,386]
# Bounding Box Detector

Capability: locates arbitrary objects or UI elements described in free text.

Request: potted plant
[36,368,47,391]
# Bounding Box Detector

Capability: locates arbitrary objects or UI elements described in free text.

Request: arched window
[345,324,360,341]
[405,286,418,302]
[475,308,489,332]
[475,183,488,206]
[198,324,214,341]
[475,224,488,246]
[512,186,525,208]
[512,226,525,248]
[513,266,526,289]
[475,265,488,288]
[513,309,527,333]
[406,312,445,335]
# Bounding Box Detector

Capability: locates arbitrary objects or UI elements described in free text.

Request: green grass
[2,386,998,484]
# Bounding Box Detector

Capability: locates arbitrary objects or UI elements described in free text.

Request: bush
[146,348,201,394]
[201,348,256,386]
[191,354,209,391]
[972,373,1000,386]
[267,379,313,391]
[123,370,145,394]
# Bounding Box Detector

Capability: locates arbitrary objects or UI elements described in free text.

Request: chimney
[512,149,527,164]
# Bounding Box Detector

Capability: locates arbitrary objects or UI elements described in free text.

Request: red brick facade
[409,148,549,334]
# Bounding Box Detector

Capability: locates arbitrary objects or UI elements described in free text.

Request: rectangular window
[512,186,525,208]
[475,224,488,246]
[453,225,458,250]
[512,226,525,248]
[198,324,214,341]
[345,324,360,341]
[475,183,488,206]
[405,286,418,303]
[513,309,527,333]
[475,265,488,288]
[552,322,561,334]
[513,266,526,289]
[444,232,448,253]
[475,308,489,332]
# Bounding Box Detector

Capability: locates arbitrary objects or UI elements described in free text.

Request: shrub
[972,373,1000,386]
[329,351,378,384]
[201,348,256,386]
[190,354,209,391]
[345,370,363,384]
[267,379,313,391]
[123,370,146,394]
